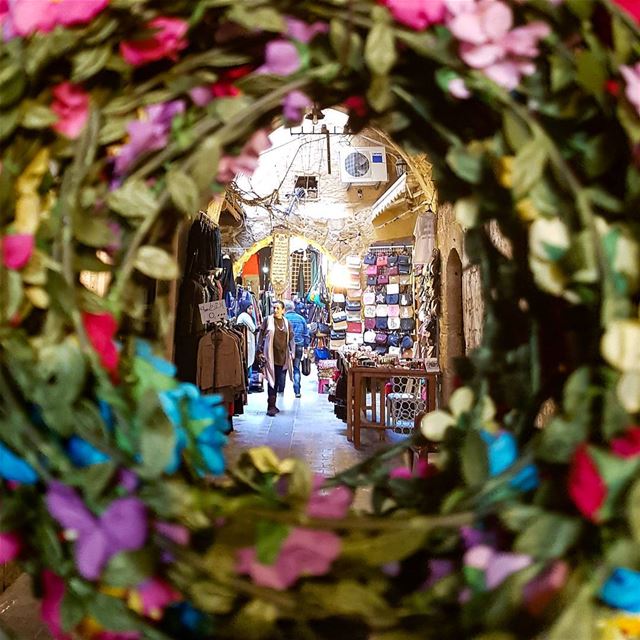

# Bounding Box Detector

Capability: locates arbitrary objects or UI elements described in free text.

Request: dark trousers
[292,345,304,394]
[276,365,286,393]
[269,364,284,398]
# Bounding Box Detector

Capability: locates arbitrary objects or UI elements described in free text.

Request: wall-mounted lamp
[305,103,325,126]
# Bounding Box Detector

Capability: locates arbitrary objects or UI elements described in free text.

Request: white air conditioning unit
[339,147,388,184]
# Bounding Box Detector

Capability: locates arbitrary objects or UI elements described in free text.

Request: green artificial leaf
[461,429,489,486]
[549,54,574,92]
[138,390,176,477]
[60,590,86,632]
[190,136,221,192]
[612,14,634,65]
[537,416,588,463]
[499,503,544,532]
[72,45,111,82]
[102,549,156,588]
[0,64,26,108]
[74,214,114,248]
[330,18,350,65]
[286,460,313,502]
[228,5,285,32]
[134,245,179,280]
[103,94,140,116]
[547,585,596,640]
[107,178,160,218]
[367,74,393,113]
[0,107,20,141]
[503,111,531,152]
[564,367,592,416]
[529,179,562,216]
[575,50,606,102]
[67,461,116,503]
[512,136,547,198]
[3,270,23,319]
[364,22,396,76]
[214,96,253,123]
[341,518,429,565]
[88,593,160,636]
[21,102,58,129]
[255,520,290,565]
[167,168,200,216]
[484,564,541,628]
[446,146,483,184]
[628,480,640,544]
[514,513,582,559]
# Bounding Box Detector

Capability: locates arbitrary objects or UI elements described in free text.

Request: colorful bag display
[375,317,388,330]
[375,332,388,345]
[367,275,377,286]
[347,321,362,333]
[364,305,376,318]
[364,318,376,330]
[376,255,388,267]
[387,266,399,276]
[363,252,376,265]
[388,316,401,330]
[366,265,377,276]
[400,306,414,318]
[364,330,376,344]
[386,294,399,305]
[387,255,398,266]
[388,304,400,318]
[377,275,389,285]
[375,304,388,317]
[362,290,375,305]
[400,318,415,331]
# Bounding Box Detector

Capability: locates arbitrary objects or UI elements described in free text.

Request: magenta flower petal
[382,0,447,31]
[307,476,353,519]
[285,17,328,44]
[51,82,89,139]
[41,570,71,640]
[1,233,34,270]
[9,0,108,36]
[0,532,21,563]
[120,17,188,67]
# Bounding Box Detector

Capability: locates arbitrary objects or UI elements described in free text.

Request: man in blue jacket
[284,300,310,398]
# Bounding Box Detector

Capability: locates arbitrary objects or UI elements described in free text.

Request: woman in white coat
[236,299,257,384]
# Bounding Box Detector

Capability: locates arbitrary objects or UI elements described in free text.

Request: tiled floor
[0,369,405,638]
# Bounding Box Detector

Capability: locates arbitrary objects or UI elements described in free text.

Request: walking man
[284,300,310,399]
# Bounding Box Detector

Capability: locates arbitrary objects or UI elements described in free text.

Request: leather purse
[363,252,376,265]
[347,321,362,333]
[386,294,399,305]
[398,264,411,275]
[345,301,361,312]
[317,323,330,336]
[387,255,398,266]
[401,335,414,349]
[375,304,388,317]
[375,317,388,330]
[399,275,411,285]
[364,305,376,318]
[332,321,347,332]
[400,318,415,331]
[387,266,399,276]
[376,255,388,267]
[367,275,377,286]
[366,265,377,276]
[400,306,414,318]
[330,330,346,340]
[398,254,411,266]
[400,293,413,306]
[388,304,400,317]
[388,333,400,347]
[388,316,401,330]
[375,332,388,345]
[362,291,376,305]
[377,275,389,285]
[386,283,399,295]
[364,318,376,330]
[333,310,347,323]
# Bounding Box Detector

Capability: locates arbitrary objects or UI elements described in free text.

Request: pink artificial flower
[95,633,141,640]
[614,0,640,24]
[611,426,640,458]
[217,129,272,183]
[523,560,569,616]
[282,90,312,122]
[448,77,472,99]
[390,459,437,480]
[621,63,640,117]
[307,475,353,519]
[41,570,72,640]
[285,17,328,43]
[154,521,190,546]
[82,311,119,377]
[237,527,341,590]
[464,544,533,590]
[51,82,89,139]
[1,233,34,269]
[130,578,182,621]
[446,0,550,90]
[568,444,607,522]
[0,531,21,563]
[7,0,108,37]
[344,95,368,117]
[257,40,301,76]
[120,17,188,67]
[380,0,447,30]
[188,66,253,106]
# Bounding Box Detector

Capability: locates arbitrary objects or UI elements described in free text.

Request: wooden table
[346,366,440,448]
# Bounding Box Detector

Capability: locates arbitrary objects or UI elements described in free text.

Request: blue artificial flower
[67,436,110,467]
[600,568,640,613]
[0,442,38,484]
[136,339,176,377]
[480,430,539,491]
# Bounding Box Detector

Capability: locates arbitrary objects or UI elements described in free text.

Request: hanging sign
[270,231,290,296]
[199,299,227,324]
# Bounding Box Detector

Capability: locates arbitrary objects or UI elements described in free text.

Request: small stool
[318,379,330,394]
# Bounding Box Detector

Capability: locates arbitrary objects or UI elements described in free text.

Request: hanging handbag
[388,304,400,318]
[332,292,345,303]
[377,274,389,285]
[315,346,330,360]
[398,264,411,275]
[400,318,415,331]
[364,317,376,330]
[375,332,388,345]
[333,320,347,332]
[399,275,411,285]
[387,266,399,276]
[301,354,311,376]
[400,306,414,318]
[347,288,362,299]
[401,335,414,349]
[376,255,388,267]
[330,330,346,340]
[388,333,400,347]
[345,301,362,312]
[387,255,398,266]
[362,290,376,305]
[317,323,330,336]
[375,317,388,330]
[386,294,399,305]
[365,265,377,276]
[330,339,346,349]
[363,252,376,265]
[398,254,411,266]
[386,283,399,295]
[364,305,376,318]
[388,316,401,330]
[364,330,376,344]
[346,333,364,345]
[367,275,377,286]
[375,304,388,317]
[375,345,388,355]
[388,346,401,356]
[347,321,362,333]
[400,293,413,306]
[333,310,347,323]
[347,311,361,322]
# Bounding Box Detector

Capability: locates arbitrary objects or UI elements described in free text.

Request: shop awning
[371,173,408,219]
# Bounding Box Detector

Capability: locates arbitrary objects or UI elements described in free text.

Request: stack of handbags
[332,309,347,332]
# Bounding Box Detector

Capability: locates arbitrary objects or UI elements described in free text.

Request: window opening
[294,175,318,200]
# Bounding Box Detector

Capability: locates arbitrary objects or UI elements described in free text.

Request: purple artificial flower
[460,526,497,549]
[113,100,185,179]
[282,90,312,123]
[46,482,148,581]
[306,475,353,520]
[285,17,328,44]
[257,40,301,76]
[464,544,532,591]
[118,469,139,493]
[424,559,455,589]
[236,527,341,590]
